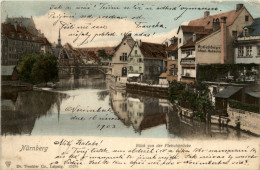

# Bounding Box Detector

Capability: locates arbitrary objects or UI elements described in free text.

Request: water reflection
[1,90,68,135]
[1,77,256,139]
[166,105,247,139]
[57,76,107,90]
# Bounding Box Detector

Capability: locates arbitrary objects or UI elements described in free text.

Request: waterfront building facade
[1,23,41,65]
[234,18,260,64]
[177,4,254,84]
[177,26,212,84]
[165,37,178,83]
[111,34,135,78]
[1,22,52,66]
[127,40,167,83]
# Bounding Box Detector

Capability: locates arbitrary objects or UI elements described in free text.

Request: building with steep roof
[111,34,135,79]
[194,4,254,65]
[234,18,260,64]
[1,23,46,65]
[5,16,39,36]
[177,25,212,84]
[164,37,178,82]
[127,40,167,83]
[77,47,115,65]
[177,3,254,84]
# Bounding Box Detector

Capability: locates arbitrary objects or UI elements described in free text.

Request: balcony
[237,36,260,41]
[181,77,195,84]
[181,73,195,78]
[180,57,195,65]
[168,56,178,61]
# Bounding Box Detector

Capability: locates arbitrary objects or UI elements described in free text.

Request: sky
[1,0,260,47]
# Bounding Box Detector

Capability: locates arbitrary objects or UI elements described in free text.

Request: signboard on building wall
[198,45,221,53]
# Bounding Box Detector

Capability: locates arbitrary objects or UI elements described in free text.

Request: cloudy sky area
[2,0,260,47]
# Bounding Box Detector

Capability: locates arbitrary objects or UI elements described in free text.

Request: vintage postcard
[1,0,260,169]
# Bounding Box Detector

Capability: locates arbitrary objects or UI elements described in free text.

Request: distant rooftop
[1,65,16,76]
[188,5,245,29]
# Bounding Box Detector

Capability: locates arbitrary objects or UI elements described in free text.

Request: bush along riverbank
[17,53,59,86]
[169,81,214,122]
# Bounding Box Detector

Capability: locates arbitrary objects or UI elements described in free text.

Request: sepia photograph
[1,0,260,169]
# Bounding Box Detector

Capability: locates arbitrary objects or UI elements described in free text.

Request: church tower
[56,29,62,48]
[55,28,62,58]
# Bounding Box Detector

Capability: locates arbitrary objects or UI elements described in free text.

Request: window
[238,46,244,57]
[139,66,142,71]
[171,68,178,76]
[120,53,127,61]
[213,87,217,95]
[257,46,260,56]
[135,50,137,54]
[232,31,237,38]
[123,53,127,61]
[245,15,249,22]
[246,46,252,56]
[129,66,133,71]
[179,38,181,43]
[186,51,192,56]
[138,58,142,62]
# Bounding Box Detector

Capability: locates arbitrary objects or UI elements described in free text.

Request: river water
[1,76,256,139]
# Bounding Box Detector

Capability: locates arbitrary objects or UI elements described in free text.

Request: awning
[127,74,140,78]
[214,86,243,99]
[246,91,260,98]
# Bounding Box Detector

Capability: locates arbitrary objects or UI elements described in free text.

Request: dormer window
[193,33,196,42]
[244,28,249,37]
[232,31,237,38]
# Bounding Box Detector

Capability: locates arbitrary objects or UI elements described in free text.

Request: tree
[169,81,214,122]
[17,53,39,82]
[97,50,109,60]
[17,53,58,85]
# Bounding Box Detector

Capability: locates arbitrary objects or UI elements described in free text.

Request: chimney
[170,37,177,44]
[165,41,168,47]
[137,39,142,47]
[192,33,196,42]
[204,11,210,18]
[220,16,227,64]
[14,21,18,31]
[236,4,244,11]
[213,18,220,32]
